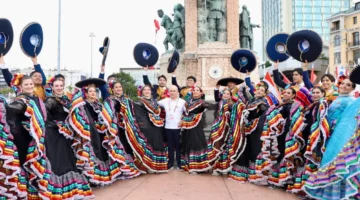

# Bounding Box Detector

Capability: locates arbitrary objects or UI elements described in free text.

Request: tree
[0,87,14,95]
[265,60,272,68]
[67,85,74,93]
[113,72,138,100]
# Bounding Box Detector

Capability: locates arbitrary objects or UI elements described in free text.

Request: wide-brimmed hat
[349,65,360,85]
[20,22,43,57]
[266,33,290,62]
[286,30,322,63]
[217,77,244,86]
[133,43,159,67]
[231,49,257,73]
[75,78,106,88]
[0,18,14,56]
[99,37,110,65]
[167,50,179,73]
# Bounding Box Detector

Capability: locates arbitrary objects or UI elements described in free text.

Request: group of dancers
[0,53,359,199]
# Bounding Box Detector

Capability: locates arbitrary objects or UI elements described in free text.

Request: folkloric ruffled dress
[228,97,268,183]
[0,97,27,199]
[208,99,247,174]
[287,98,330,193]
[67,89,139,186]
[326,94,354,130]
[6,93,50,199]
[44,93,94,199]
[304,98,360,200]
[253,100,306,187]
[102,95,168,173]
[180,98,212,173]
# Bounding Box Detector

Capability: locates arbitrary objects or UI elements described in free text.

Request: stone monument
[159,0,259,100]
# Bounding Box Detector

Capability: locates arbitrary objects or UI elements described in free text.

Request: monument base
[160,42,246,101]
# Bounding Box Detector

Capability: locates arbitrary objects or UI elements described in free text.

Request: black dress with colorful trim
[67,89,139,186]
[253,101,306,187]
[133,97,166,151]
[180,98,212,173]
[287,99,330,193]
[44,96,94,199]
[228,97,268,183]
[0,97,27,199]
[208,99,247,174]
[102,95,168,173]
[6,94,50,199]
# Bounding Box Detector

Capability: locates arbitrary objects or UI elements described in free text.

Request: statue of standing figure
[207,0,226,42]
[239,5,260,49]
[157,4,185,51]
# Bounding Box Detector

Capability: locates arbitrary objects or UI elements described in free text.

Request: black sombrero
[231,49,257,73]
[349,65,360,85]
[0,18,14,56]
[20,22,43,57]
[75,78,106,88]
[99,37,110,65]
[217,77,244,86]
[286,30,322,63]
[167,50,179,73]
[133,43,159,67]
[266,33,290,62]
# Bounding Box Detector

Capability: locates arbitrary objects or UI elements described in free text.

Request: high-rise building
[262,0,352,61]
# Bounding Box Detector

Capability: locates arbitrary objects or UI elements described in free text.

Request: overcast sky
[1,0,262,76]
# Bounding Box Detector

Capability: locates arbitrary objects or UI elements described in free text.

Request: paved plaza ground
[94,170,299,200]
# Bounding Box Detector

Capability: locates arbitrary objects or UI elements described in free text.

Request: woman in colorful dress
[253,87,306,187]
[0,96,26,199]
[180,86,212,174]
[6,74,49,198]
[67,78,138,186]
[326,78,355,130]
[102,80,168,173]
[44,77,93,199]
[286,86,330,194]
[304,66,360,200]
[228,81,269,183]
[133,85,166,152]
[320,74,338,104]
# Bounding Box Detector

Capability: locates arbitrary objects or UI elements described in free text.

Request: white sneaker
[170,167,174,170]
[212,171,220,176]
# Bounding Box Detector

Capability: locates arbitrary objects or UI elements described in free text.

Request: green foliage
[265,60,272,68]
[67,85,74,93]
[0,87,14,95]
[113,72,139,100]
[319,53,329,60]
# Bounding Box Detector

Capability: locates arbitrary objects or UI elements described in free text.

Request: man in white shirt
[158,85,186,169]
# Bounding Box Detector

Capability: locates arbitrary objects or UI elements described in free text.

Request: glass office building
[262,0,351,60]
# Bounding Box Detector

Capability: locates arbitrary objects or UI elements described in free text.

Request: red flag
[280,71,291,84]
[310,63,317,83]
[154,19,160,33]
[355,91,359,98]
[149,66,155,70]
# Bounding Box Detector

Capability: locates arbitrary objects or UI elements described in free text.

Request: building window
[356,2,360,10]
[354,50,360,63]
[334,35,341,46]
[354,16,358,24]
[334,52,341,64]
[353,32,360,46]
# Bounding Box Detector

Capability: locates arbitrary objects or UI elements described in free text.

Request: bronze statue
[171,4,185,50]
[207,0,226,42]
[158,9,174,51]
[239,5,260,49]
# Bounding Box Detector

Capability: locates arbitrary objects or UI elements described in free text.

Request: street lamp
[57,0,61,74]
[89,32,96,77]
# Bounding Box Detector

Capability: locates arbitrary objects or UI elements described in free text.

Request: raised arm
[97,65,109,100]
[31,57,46,86]
[0,56,13,87]
[98,65,105,79]
[142,66,152,86]
[302,61,313,89]
[171,71,181,91]
[245,71,255,96]
[272,62,287,89]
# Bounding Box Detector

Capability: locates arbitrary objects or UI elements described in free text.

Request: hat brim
[20,22,43,57]
[167,50,179,73]
[133,43,159,67]
[100,37,110,65]
[0,18,14,56]
[349,65,360,85]
[266,33,290,62]
[217,77,244,86]
[75,78,106,88]
[286,30,322,63]
[231,49,257,73]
